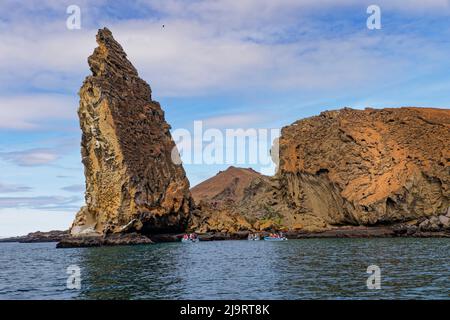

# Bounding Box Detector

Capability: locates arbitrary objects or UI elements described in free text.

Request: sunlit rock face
[70,28,192,237]
[188,108,450,234]
[278,107,450,226]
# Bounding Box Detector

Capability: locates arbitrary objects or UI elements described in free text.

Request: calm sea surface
[0,238,449,299]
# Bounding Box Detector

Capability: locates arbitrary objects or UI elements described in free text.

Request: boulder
[439,215,450,227]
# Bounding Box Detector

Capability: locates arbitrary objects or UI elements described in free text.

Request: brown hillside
[191,166,269,204]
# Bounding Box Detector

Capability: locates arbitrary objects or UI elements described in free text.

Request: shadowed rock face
[278,107,450,225]
[188,166,328,233]
[71,28,192,236]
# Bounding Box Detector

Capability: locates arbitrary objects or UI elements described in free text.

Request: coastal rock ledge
[65,27,193,246]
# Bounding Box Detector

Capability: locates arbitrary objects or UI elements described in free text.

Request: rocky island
[57,28,449,248]
[0,230,69,243]
[57,28,193,248]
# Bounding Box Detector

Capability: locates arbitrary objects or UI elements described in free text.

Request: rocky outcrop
[278,107,450,226]
[60,27,449,242]
[57,233,153,248]
[70,28,192,238]
[189,167,276,233]
[0,230,69,243]
[394,207,450,236]
[188,166,319,233]
[189,107,449,235]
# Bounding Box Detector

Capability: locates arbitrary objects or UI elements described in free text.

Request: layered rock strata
[70,28,192,238]
[278,107,450,226]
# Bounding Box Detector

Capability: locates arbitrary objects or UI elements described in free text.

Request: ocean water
[0,238,449,300]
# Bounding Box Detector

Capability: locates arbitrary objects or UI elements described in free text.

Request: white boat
[181,237,199,243]
[248,234,260,241]
[263,236,288,241]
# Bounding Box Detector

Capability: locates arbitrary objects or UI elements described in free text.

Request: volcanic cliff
[70,28,192,238]
[189,107,450,234]
[278,107,449,227]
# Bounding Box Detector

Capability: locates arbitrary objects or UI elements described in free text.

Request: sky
[1,0,450,237]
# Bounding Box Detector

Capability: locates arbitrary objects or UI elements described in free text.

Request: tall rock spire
[70,28,192,236]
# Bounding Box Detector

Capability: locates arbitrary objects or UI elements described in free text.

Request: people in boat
[189,233,197,240]
[268,233,283,238]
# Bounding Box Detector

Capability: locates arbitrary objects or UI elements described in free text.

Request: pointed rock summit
[70,28,192,237]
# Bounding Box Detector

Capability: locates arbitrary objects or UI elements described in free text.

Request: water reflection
[0,239,449,299]
[169,240,285,299]
[78,243,182,299]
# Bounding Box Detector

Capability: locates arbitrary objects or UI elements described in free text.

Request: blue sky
[1,0,450,237]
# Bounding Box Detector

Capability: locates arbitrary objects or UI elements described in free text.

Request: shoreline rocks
[3,219,449,248]
[0,230,69,243]
[393,209,450,237]
[56,233,153,248]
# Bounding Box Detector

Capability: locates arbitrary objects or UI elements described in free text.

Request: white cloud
[0,0,449,100]
[61,184,84,192]
[0,95,77,129]
[0,208,75,238]
[141,0,450,23]
[103,21,445,97]
[0,148,60,166]
[0,182,32,193]
[202,113,271,128]
[0,195,81,210]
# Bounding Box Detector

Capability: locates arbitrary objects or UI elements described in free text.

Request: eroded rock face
[189,166,327,233]
[188,108,449,234]
[71,28,192,236]
[189,167,271,233]
[278,107,450,226]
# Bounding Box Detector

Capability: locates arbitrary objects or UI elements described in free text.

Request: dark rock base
[145,227,449,242]
[56,233,153,248]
